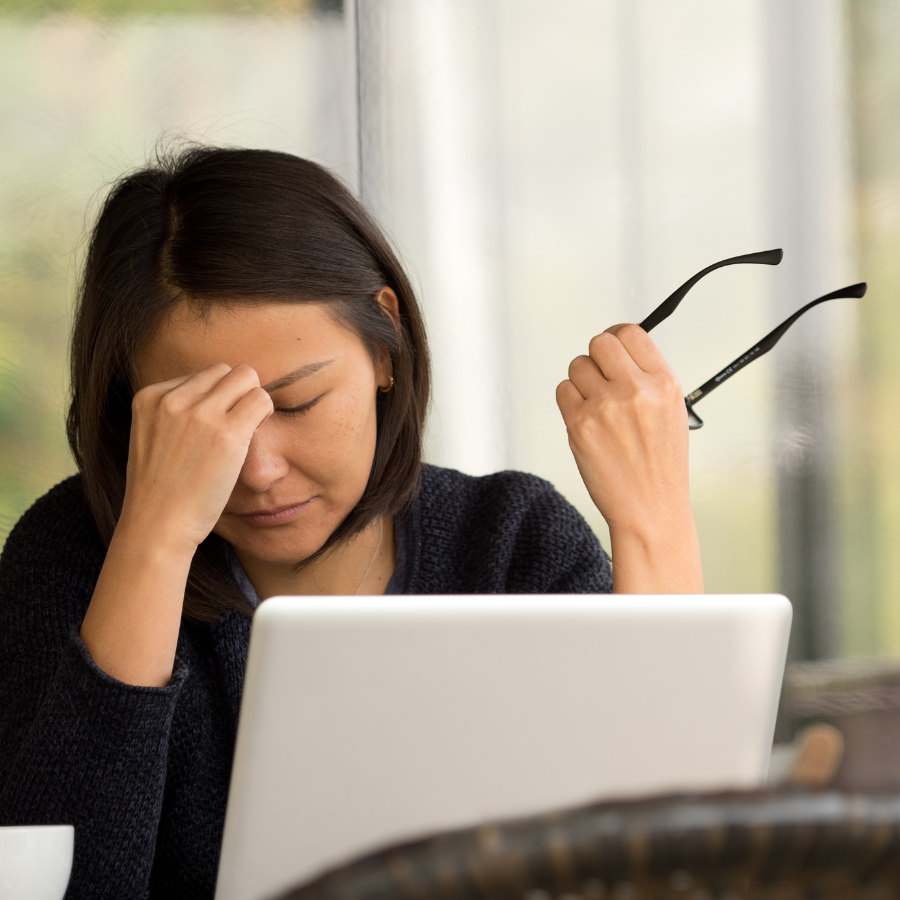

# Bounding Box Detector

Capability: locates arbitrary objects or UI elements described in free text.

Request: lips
[237,500,311,527]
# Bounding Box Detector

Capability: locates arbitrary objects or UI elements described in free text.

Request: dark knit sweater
[0,465,611,900]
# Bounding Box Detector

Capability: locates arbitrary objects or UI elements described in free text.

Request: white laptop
[215,594,792,900]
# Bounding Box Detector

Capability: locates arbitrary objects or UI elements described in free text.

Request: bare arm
[80,363,273,687]
[556,323,703,594]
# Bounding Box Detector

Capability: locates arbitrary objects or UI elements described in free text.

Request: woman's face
[137,298,393,567]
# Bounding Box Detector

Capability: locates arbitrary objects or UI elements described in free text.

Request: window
[3,0,898,662]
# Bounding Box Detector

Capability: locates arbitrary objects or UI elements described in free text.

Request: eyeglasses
[639,249,867,429]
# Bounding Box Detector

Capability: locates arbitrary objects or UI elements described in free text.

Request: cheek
[283,382,378,481]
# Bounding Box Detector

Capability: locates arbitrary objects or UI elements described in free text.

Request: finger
[203,365,264,413]
[587,331,643,382]
[145,363,235,404]
[567,354,607,399]
[605,323,672,374]
[556,378,585,412]
[229,385,275,432]
[136,372,194,398]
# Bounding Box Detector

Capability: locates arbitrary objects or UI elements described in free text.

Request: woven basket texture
[276,790,900,900]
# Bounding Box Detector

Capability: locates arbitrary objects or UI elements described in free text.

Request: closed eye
[275,394,324,417]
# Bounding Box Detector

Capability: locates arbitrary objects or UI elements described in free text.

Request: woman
[0,147,702,899]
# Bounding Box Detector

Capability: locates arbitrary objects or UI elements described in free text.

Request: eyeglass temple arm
[683,281,868,429]
[639,248,783,333]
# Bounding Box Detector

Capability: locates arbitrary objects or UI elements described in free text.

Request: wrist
[81,509,197,688]
[113,507,201,565]
[606,496,695,546]
[608,504,703,595]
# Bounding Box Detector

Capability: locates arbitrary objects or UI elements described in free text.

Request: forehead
[138,300,358,386]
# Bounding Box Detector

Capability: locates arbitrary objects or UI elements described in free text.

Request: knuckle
[232,363,260,383]
[574,414,606,447]
[617,323,644,341]
[631,380,659,407]
[664,371,683,396]
[588,333,615,355]
[575,394,607,426]
[252,386,274,409]
[191,402,217,426]
[572,406,594,432]
[633,392,657,417]
[649,370,682,404]
[131,387,152,411]
[158,390,184,415]
[568,354,591,379]
[556,382,576,415]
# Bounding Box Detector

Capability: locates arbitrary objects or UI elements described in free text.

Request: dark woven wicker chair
[276,789,900,900]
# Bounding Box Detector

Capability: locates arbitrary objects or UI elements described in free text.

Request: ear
[375,286,400,324]
[374,287,399,389]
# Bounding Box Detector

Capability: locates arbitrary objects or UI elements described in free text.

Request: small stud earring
[379,375,395,393]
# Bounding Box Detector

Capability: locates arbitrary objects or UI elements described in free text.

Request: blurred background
[1,0,899,665]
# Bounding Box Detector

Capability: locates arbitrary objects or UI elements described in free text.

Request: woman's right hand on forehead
[80,364,272,687]
[123,363,274,551]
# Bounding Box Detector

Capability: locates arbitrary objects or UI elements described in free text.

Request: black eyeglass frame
[639,250,867,430]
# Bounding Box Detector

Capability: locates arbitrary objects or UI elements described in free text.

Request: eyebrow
[262,359,335,393]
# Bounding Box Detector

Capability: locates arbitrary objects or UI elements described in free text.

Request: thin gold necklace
[354,518,384,596]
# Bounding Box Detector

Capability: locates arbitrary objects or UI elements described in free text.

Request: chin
[234,524,333,566]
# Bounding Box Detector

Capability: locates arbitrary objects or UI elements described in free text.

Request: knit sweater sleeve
[0,477,189,900]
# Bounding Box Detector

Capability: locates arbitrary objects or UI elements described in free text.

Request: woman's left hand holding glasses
[556,323,704,594]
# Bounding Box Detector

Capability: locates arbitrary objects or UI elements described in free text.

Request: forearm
[609,506,704,594]
[80,517,195,687]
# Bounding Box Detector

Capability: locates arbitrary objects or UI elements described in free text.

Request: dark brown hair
[67,146,430,623]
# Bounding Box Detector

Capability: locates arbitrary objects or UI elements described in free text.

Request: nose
[237,422,291,493]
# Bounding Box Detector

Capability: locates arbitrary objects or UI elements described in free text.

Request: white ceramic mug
[0,825,74,900]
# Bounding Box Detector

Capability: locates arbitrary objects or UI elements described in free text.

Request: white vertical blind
[764,0,856,659]
[357,0,509,476]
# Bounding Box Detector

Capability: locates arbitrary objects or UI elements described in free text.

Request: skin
[556,324,702,595]
[80,296,702,688]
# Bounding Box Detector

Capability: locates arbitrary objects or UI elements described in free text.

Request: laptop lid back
[215,593,791,900]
